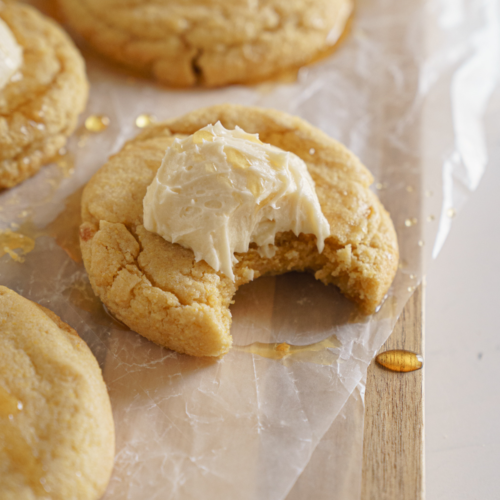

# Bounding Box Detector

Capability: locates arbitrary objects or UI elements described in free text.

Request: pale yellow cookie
[57,0,352,87]
[0,286,114,500]
[0,2,88,189]
[80,105,399,357]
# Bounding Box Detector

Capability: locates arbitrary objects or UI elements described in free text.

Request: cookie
[80,105,399,357]
[57,0,352,87]
[0,286,114,500]
[0,2,88,189]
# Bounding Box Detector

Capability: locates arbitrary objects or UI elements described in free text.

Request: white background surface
[425,90,500,499]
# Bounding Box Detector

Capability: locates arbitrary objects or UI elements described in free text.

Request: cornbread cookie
[0,2,88,189]
[80,105,398,357]
[57,0,352,87]
[0,287,114,500]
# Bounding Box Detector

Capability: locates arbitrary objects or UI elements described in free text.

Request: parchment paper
[1,0,498,498]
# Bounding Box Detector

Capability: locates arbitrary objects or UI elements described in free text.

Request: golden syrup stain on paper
[64,275,102,317]
[44,187,84,262]
[234,334,341,365]
[0,229,35,262]
[0,187,84,263]
[63,274,126,328]
[376,349,423,373]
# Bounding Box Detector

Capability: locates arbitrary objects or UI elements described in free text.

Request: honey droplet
[135,114,157,128]
[406,185,414,193]
[447,208,456,218]
[376,349,423,373]
[404,218,418,227]
[84,115,110,133]
[309,148,316,155]
[427,214,435,221]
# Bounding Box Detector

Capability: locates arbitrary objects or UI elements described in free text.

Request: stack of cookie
[1,1,398,498]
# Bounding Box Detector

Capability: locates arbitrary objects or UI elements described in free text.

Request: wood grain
[361,284,425,500]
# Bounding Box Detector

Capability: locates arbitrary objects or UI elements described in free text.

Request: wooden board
[361,284,425,500]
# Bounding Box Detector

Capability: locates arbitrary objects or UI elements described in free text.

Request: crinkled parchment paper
[1,0,499,498]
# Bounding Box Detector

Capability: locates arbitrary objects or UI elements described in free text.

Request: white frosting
[143,122,330,280]
[0,18,22,90]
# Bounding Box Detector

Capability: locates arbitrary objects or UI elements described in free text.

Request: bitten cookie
[80,105,399,357]
[57,0,352,87]
[0,286,115,500]
[0,2,88,189]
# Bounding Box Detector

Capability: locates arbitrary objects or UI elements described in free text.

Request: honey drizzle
[0,420,46,495]
[234,334,340,366]
[0,385,21,419]
[376,349,423,373]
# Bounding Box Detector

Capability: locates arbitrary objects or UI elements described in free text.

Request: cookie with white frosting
[80,105,399,357]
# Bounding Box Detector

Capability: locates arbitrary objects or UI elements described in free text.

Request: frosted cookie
[0,286,114,500]
[0,3,88,189]
[57,0,353,87]
[80,105,399,357]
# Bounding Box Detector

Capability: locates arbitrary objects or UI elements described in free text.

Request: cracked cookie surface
[80,105,399,357]
[57,0,352,87]
[0,286,114,500]
[0,2,88,189]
